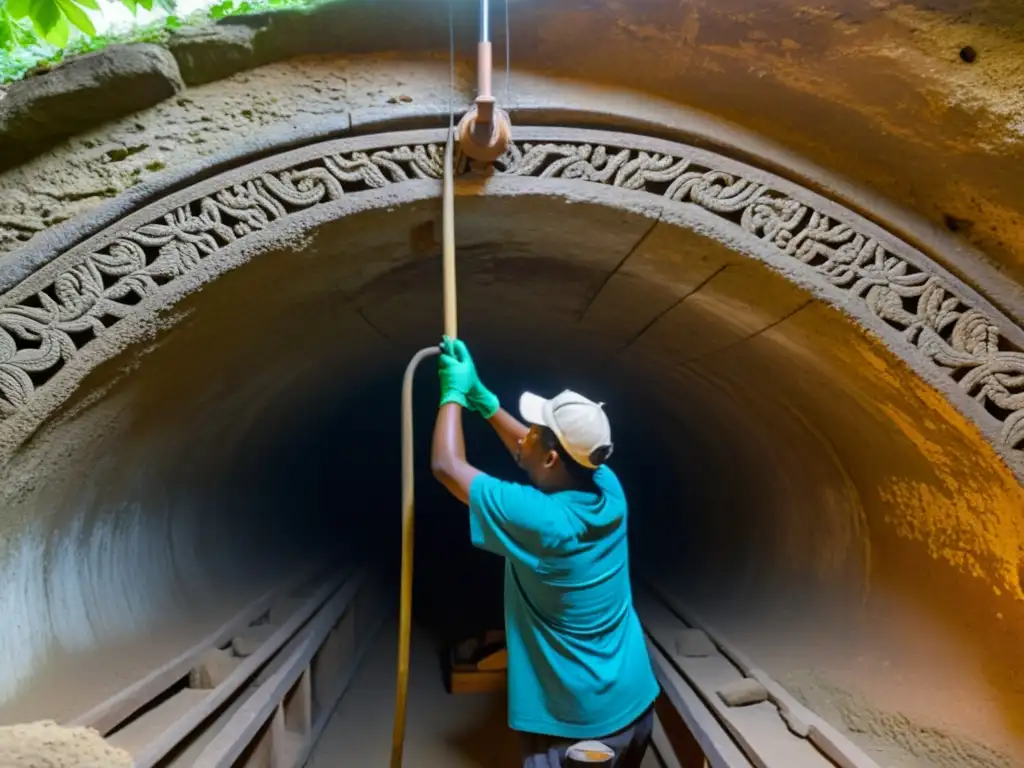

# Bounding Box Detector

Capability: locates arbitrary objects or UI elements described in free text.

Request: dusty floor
[309,619,665,767]
[309,620,520,767]
[0,594,1016,767]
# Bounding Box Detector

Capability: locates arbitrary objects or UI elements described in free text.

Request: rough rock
[0,44,184,172]
[189,647,239,689]
[0,719,132,767]
[167,25,259,86]
[231,623,278,657]
[717,678,769,707]
[218,6,353,64]
[217,0,473,66]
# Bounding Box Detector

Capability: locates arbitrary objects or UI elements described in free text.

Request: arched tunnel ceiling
[0,0,1020,762]
[2,123,1024,765]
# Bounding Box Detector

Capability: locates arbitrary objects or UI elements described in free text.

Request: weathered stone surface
[216,0,475,66]
[167,25,258,86]
[189,648,239,689]
[0,44,183,172]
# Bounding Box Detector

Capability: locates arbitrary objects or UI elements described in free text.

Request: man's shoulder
[470,473,550,511]
[593,465,625,501]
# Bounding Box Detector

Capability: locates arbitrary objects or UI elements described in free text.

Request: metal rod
[442,125,458,338]
[390,121,458,768]
[480,0,489,43]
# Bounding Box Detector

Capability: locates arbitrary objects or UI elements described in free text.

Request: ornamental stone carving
[0,129,1021,468]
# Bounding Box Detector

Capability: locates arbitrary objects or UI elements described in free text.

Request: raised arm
[431,338,482,504]
[431,403,481,505]
[444,339,529,461]
[486,408,528,460]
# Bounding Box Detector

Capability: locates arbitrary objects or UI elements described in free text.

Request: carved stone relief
[0,129,1021,468]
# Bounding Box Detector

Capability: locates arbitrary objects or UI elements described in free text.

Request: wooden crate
[446,631,508,694]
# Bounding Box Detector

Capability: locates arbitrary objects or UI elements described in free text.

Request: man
[430,337,660,768]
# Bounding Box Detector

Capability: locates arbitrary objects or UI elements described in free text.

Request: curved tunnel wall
[0,125,1023,764]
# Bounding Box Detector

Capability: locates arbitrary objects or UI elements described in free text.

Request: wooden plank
[449,668,507,694]
[653,694,705,768]
[189,572,366,768]
[271,704,287,767]
[650,712,687,768]
[290,668,313,736]
[105,689,208,753]
[646,638,752,768]
[67,564,322,734]
[131,567,355,768]
[293,605,390,768]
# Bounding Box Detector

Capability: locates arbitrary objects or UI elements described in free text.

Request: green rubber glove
[446,338,500,419]
[438,336,473,409]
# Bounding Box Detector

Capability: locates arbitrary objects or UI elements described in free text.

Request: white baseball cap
[518,389,614,469]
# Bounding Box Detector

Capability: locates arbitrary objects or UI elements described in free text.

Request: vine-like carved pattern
[0,136,1021,460]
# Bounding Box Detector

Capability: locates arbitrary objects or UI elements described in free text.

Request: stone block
[717,678,769,707]
[0,44,183,171]
[189,648,239,689]
[167,25,258,86]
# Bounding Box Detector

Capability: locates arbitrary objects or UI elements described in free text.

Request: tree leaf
[154,0,176,11]
[55,0,94,36]
[119,0,138,15]
[46,16,67,47]
[73,0,100,10]
[0,15,13,50]
[6,0,32,20]
[137,0,153,10]
[28,0,62,38]
[209,0,233,19]
[34,10,68,48]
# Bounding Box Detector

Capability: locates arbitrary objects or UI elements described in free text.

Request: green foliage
[207,0,311,20]
[0,7,181,83]
[3,0,170,49]
[0,0,331,84]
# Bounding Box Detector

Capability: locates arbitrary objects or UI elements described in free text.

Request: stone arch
[1,124,1022,481]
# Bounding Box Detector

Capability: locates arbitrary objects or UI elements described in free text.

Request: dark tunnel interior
[232,348,698,650]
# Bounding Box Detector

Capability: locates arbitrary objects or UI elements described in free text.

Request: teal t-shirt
[467,466,659,739]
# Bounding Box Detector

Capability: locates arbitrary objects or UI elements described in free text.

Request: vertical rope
[450,0,455,130]
[504,0,511,105]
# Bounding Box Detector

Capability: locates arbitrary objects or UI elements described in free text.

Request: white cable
[449,0,455,131]
[504,0,511,105]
